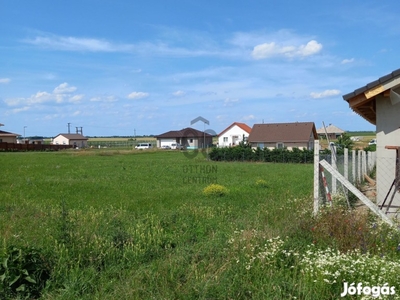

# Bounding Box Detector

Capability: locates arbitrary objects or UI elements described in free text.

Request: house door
[232,135,239,146]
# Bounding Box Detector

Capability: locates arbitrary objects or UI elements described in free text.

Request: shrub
[255,179,268,188]
[208,146,313,163]
[0,245,51,299]
[202,184,228,197]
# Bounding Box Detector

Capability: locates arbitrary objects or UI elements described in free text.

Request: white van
[135,143,152,149]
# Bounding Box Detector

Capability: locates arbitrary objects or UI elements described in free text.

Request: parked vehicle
[368,139,377,145]
[135,143,152,149]
[171,143,184,150]
[160,145,171,149]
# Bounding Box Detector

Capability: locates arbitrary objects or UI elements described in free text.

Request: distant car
[171,143,184,150]
[368,139,377,145]
[135,143,153,149]
[160,145,171,149]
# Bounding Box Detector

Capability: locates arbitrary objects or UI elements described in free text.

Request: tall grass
[1,150,399,299]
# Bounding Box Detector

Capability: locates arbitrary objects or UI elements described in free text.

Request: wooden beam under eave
[348,93,369,108]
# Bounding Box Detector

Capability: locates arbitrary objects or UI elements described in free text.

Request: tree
[336,133,354,150]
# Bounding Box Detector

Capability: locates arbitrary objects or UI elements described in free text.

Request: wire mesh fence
[316,146,377,208]
[87,140,155,149]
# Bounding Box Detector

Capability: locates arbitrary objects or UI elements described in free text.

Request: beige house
[343,68,400,216]
[316,124,345,140]
[52,133,88,148]
[0,130,19,143]
[248,122,317,150]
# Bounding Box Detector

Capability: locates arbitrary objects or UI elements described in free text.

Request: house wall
[53,136,87,147]
[218,126,249,147]
[70,139,88,148]
[157,138,176,148]
[376,94,400,215]
[317,133,337,140]
[251,142,309,150]
[53,136,69,145]
[183,137,213,149]
[0,136,17,143]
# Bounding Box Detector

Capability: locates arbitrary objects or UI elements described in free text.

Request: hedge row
[208,146,314,163]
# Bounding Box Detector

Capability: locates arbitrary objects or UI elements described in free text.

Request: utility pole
[68,123,71,134]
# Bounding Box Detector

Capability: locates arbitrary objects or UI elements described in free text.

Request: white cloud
[12,106,30,113]
[69,94,84,103]
[224,98,239,106]
[172,90,185,96]
[4,83,84,114]
[128,92,149,99]
[72,111,81,116]
[242,114,256,121]
[341,58,354,64]
[25,34,134,52]
[90,95,117,102]
[252,40,322,59]
[0,78,11,84]
[54,82,77,94]
[310,89,341,99]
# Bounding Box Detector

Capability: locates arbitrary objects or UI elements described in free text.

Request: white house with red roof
[218,122,252,147]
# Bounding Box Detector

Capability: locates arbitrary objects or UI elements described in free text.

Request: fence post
[344,148,349,180]
[368,151,373,173]
[357,150,362,184]
[313,140,320,215]
[352,149,356,183]
[331,146,337,194]
[362,151,367,178]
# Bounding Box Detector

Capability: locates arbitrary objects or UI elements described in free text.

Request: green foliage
[364,144,377,152]
[1,151,400,299]
[0,246,51,299]
[202,184,228,196]
[336,133,354,150]
[209,145,314,163]
[255,179,268,188]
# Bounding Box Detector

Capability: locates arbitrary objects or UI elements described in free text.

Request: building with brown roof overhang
[155,127,213,149]
[316,124,345,140]
[343,68,400,216]
[248,122,317,150]
[52,133,88,148]
[0,130,19,143]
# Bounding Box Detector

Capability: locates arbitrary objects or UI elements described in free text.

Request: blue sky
[1,1,399,137]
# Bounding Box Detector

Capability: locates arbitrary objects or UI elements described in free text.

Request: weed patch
[202,184,228,197]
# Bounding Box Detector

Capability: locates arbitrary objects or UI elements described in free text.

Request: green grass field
[1,149,400,299]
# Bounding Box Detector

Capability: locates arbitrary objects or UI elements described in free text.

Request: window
[190,139,193,143]
[223,137,228,142]
[257,143,264,148]
[277,142,284,149]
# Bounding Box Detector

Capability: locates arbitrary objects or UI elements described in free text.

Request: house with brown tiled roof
[343,68,400,216]
[248,122,317,150]
[52,133,88,148]
[155,127,213,149]
[218,122,252,147]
